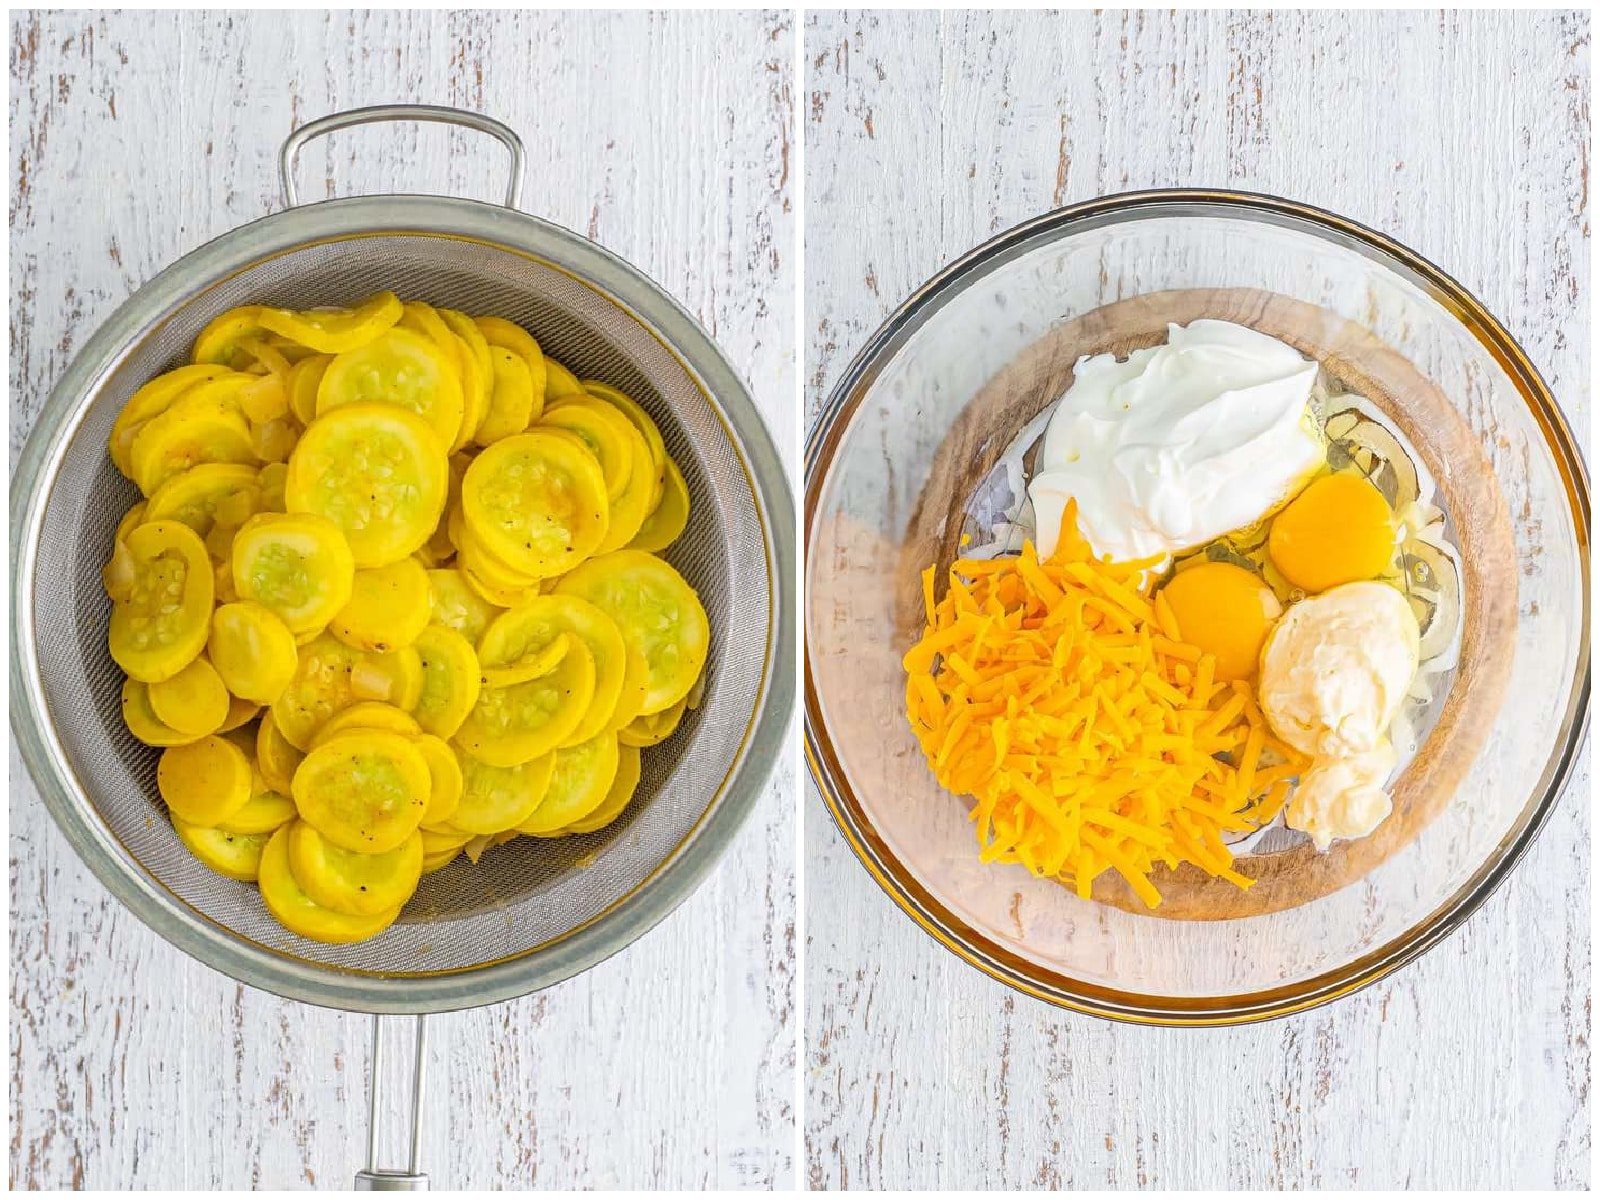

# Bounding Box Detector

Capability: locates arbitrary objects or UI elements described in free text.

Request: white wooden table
[803,10,1590,1190]
[9,10,795,1190]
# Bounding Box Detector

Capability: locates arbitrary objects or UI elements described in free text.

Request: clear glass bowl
[804,190,1589,1024]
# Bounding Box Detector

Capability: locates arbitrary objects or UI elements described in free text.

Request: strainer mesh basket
[27,231,773,979]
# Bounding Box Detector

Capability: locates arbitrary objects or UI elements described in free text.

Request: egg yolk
[1159,562,1282,681]
[1268,472,1396,594]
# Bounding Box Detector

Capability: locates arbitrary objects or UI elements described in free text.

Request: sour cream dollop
[1028,319,1324,562]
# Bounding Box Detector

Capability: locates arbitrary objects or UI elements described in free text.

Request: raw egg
[1268,472,1396,594]
[1159,561,1282,681]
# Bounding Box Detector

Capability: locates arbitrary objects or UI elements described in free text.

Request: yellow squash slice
[217,694,262,733]
[128,376,258,496]
[453,753,556,835]
[605,647,653,734]
[419,826,473,854]
[450,508,543,594]
[255,292,403,353]
[459,563,539,610]
[260,334,321,364]
[412,624,482,739]
[270,633,423,750]
[516,732,620,834]
[475,315,547,424]
[316,327,465,449]
[121,678,202,747]
[544,358,585,402]
[618,695,688,748]
[481,631,569,689]
[421,847,461,874]
[555,551,708,715]
[258,825,401,942]
[579,380,667,505]
[291,730,432,854]
[102,506,146,601]
[110,364,233,475]
[208,600,299,703]
[312,701,422,746]
[217,775,297,835]
[395,301,476,448]
[147,656,230,737]
[474,345,536,446]
[286,403,448,567]
[256,710,305,794]
[588,429,655,554]
[145,462,262,537]
[172,817,274,883]
[114,501,149,546]
[233,336,294,383]
[231,511,356,636]
[416,463,463,566]
[461,429,609,578]
[453,639,595,767]
[477,595,630,745]
[330,558,432,652]
[108,520,214,683]
[439,309,491,448]
[192,307,269,367]
[628,457,690,553]
[413,734,465,826]
[286,820,423,916]
[565,742,643,834]
[540,398,636,503]
[426,568,503,644]
[158,735,254,826]
[287,354,332,426]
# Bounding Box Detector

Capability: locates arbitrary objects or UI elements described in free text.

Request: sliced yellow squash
[158,735,253,826]
[259,824,401,942]
[231,511,355,637]
[286,403,448,568]
[291,730,431,854]
[208,600,299,703]
[554,550,708,715]
[108,520,214,683]
[286,820,422,916]
[330,558,432,652]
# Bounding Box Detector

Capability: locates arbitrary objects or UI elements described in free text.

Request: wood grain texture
[804,9,1589,1190]
[10,9,795,1190]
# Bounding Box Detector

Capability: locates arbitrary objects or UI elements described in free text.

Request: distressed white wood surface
[9,9,795,1190]
[804,10,1589,1191]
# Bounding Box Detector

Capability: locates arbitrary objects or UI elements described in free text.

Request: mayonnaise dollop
[1028,319,1323,562]
[1259,581,1421,849]
[1285,742,1399,852]
[1258,582,1420,760]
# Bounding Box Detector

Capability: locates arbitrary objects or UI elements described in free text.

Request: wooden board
[804,9,1589,1189]
[9,9,796,1190]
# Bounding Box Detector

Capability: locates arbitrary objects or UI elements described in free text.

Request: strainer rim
[13,193,796,1014]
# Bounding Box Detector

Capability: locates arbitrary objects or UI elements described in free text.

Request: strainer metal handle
[354,1014,430,1191]
[279,103,527,209]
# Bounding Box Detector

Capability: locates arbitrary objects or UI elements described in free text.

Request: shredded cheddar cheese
[903,511,1308,908]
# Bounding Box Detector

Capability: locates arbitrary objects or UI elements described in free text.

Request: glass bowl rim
[803,186,1591,1026]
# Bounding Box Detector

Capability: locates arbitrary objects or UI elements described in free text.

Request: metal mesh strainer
[12,107,794,1187]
